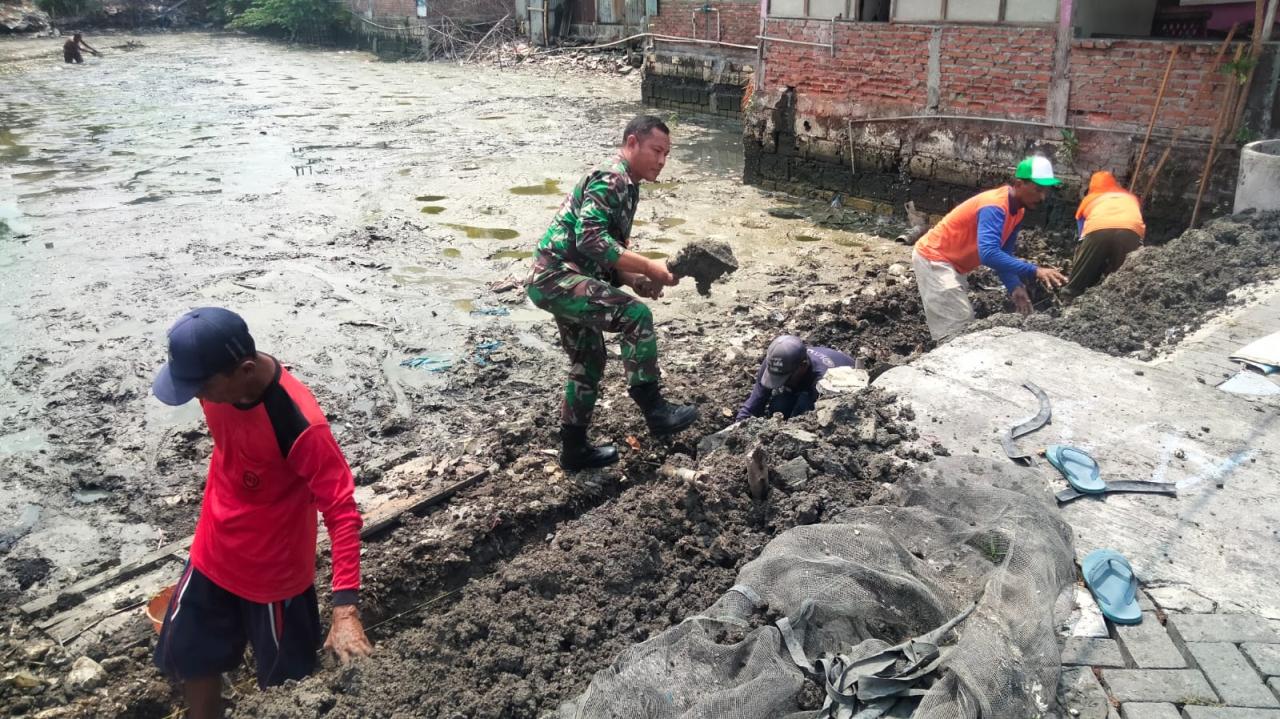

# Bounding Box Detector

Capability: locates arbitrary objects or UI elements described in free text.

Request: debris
[747,445,769,501]
[488,277,521,294]
[4,670,42,689]
[66,657,107,693]
[469,308,510,316]
[624,436,641,451]
[774,457,810,490]
[816,366,870,395]
[668,240,739,296]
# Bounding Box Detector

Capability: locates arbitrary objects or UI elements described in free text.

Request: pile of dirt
[974,210,1280,356]
[668,239,738,296]
[230,388,927,719]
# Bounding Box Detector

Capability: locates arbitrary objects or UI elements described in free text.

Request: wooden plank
[23,465,493,624]
[360,467,492,538]
[20,536,194,617]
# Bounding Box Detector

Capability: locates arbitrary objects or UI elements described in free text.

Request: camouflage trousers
[526,273,660,427]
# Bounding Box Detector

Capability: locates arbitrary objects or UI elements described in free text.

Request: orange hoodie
[1076,171,1146,239]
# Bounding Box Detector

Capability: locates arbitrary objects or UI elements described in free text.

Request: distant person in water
[63,33,100,64]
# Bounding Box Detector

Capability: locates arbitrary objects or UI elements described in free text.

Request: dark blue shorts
[153,563,321,688]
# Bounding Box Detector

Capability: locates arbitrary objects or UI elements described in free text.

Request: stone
[1100,669,1218,704]
[99,656,131,674]
[22,639,55,662]
[1242,643,1280,677]
[1182,709,1280,719]
[1059,667,1112,719]
[66,656,107,693]
[774,457,810,490]
[1062,637,1127,668]
[815,399,837,428]
[1186,642,1279,708]
[887,263,906,277]
[781,428,818,445]
[1120,703,1181,719]
[1146,586,1217,614]
[1115,613,1186,669]
[1169,615,1279,645]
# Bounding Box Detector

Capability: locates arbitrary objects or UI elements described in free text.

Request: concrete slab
[874,328,1280,617]
[1120,703,1181,719]
[1063,637,1128,668]
[1115,613,1187,669]
[1185,642,1280,708]
[1242,643,1280,678]
[1101,669,1218,704]
[1181,709,1280,719]
[1060,666,1115,719]
[1147,586,1218,614]
[1169,615,1279,645]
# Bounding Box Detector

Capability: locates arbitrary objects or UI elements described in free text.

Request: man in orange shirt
[1062,171,1145,301]
[911,156,1068,341]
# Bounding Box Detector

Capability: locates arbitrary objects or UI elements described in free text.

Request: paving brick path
[1058,589,1280,719]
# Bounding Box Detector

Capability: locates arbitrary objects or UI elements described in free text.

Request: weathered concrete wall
[643,48,753,118]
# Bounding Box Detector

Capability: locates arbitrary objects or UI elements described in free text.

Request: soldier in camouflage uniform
[526,115,700,470]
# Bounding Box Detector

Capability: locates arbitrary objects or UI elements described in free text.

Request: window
[891,0,1057,24]
[767,0,889,21]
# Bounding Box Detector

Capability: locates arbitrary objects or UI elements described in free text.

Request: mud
[974,210,1280,357]
[668,239,738,296]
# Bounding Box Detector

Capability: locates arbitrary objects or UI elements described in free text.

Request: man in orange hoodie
[1063,171,1145,300]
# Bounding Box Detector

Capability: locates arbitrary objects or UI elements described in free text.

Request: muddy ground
[3,30,1277,719]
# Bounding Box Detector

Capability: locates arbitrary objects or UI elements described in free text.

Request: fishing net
[553,456,1076,719]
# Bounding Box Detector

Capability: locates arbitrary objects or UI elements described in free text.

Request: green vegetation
[224,0,344,36]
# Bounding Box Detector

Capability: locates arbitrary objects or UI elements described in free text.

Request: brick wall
[649,0,760,47]
[357,0,506,22]
[761,21,932,116]
[937,26,1054,120]
[1069,39,1237,136]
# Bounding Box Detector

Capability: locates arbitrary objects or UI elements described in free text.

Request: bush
[226,0,343,35]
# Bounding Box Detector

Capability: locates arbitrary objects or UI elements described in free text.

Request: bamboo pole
[1140,23,1240,203]
[1131,45,1179,192]
[1191,45,1245,229]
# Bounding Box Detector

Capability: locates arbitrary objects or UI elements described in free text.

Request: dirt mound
[669,240,739,296]
[230,389,926,719]
[973,210,1280,356]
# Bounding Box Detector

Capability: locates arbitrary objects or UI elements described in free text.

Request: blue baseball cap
[762,335,808,389]
[152,307,256,406]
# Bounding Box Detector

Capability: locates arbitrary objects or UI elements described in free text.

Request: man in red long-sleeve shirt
[150,307,372,719]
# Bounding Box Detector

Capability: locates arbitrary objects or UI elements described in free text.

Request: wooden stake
[1140,23,1239,203]
[1131,45,1179,192]
[1191,45,1245,229]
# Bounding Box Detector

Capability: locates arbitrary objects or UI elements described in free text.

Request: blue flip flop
[1046,445,1105,494]
[1082,549,1142,625]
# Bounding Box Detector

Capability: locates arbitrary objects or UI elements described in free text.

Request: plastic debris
[470,308,510,316]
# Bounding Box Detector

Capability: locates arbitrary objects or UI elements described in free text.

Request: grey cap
[761,335,807,390]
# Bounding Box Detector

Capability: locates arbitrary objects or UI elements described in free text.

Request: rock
[66,656,107,693]
[781,427,818,445]
[22,639,55,662]
[4,669,43,688]
[887,263,906,277]
[774,457,810,490]
[99,656,131,674]
[815,399,837,428]
[0,0,50,33]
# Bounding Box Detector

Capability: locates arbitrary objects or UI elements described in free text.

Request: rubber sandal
[1046,445,1104,494]
[1081,549,1142,625]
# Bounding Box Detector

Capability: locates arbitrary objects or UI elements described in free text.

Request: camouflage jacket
[527,155,639,292]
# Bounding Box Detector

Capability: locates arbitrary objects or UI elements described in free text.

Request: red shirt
[190,361,362,605]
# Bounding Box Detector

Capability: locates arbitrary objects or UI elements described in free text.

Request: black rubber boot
[628,382,700,435]
[558,424,619,471]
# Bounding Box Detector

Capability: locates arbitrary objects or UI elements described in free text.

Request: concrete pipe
[1234,139,1280,214]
